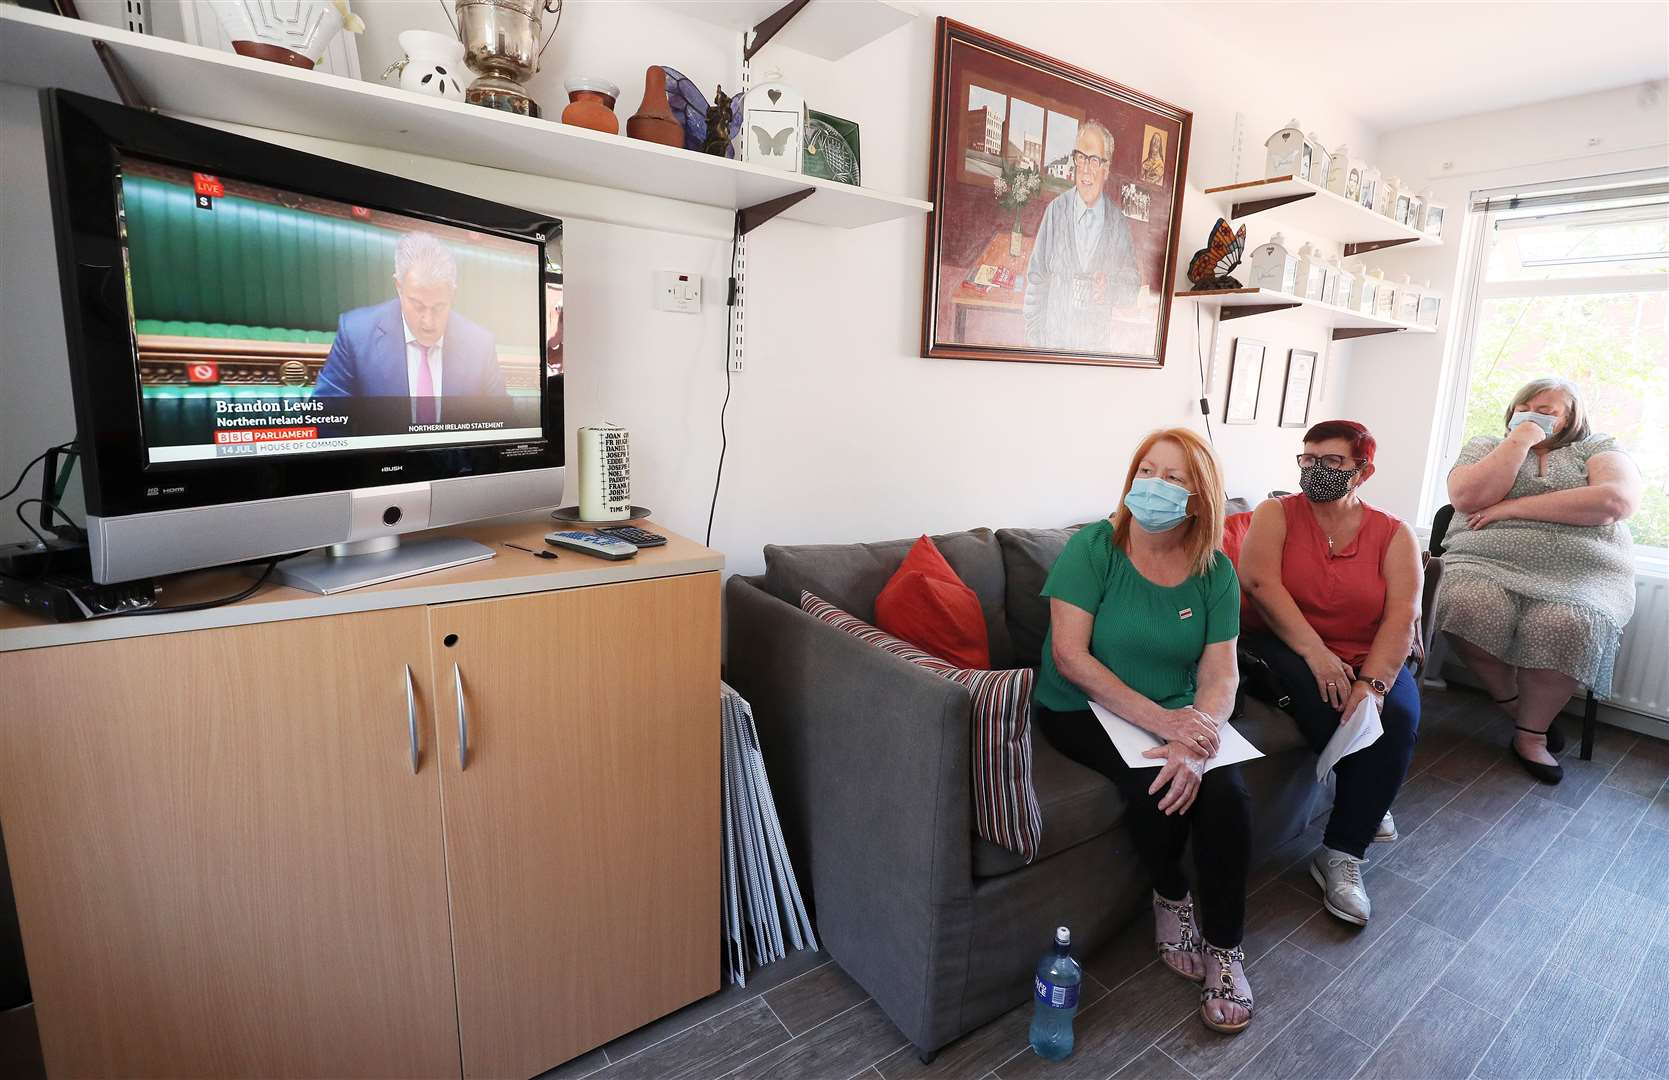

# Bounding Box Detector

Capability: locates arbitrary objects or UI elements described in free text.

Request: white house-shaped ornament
[1246,232,1299,294]
[743,69,804,174]
[1265,119,1306,179]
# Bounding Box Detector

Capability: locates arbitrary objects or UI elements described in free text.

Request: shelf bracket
[736,188,814,236]
[1343,237,1421,258]
[92,40,155,112]
[1220,302,1302,321]
[1332,327,1407,340]
[743,0,814,61]
[1230,192,1315,219]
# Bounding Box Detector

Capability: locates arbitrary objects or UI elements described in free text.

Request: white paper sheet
[1316,695,1384,780]
[1088,702,1264,772]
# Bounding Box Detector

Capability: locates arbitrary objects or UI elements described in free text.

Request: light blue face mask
[1508,410,1557,438]
[1123,476,1193,533]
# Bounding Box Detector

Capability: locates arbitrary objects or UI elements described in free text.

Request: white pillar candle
[577,423,631,521]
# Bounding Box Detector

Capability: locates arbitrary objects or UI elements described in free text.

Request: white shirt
[403,318,444,423]
[1073,189,1104,261]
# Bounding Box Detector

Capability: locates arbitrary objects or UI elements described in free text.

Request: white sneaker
[1374,812,1397,842]
[1310,848,1371,926]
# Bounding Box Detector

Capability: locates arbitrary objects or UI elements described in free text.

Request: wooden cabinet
[0,543,722,1080]
[0,608,461,1079]
[432,575,721,1079]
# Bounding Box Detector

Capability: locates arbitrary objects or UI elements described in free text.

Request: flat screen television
[41,89,564,591]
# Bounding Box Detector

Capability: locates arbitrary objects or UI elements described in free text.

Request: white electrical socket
[653,271,702,314]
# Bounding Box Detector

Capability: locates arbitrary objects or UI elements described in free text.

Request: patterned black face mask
[1299,463,1359,502]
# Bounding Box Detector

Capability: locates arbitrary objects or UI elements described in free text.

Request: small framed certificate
[1281,348,1318,428]
[1224,337,1266,424]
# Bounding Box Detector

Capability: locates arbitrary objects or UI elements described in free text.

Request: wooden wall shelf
[1205,175,1441,256]
[1175,287,1437,341]
[0,5,931,230]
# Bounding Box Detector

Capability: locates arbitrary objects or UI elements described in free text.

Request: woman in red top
[1239,420,1423,928]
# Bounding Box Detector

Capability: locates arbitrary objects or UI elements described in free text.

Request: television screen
[117,154,547,465]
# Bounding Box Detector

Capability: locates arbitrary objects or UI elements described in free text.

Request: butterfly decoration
[751,125,794,159]
[661,66,745,158]
[1187,217,1248,291]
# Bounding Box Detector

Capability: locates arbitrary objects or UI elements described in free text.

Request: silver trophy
[447,0,562,117]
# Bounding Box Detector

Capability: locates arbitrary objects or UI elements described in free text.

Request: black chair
[1428,504,1599,759]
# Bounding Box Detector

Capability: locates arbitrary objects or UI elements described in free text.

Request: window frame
[1420,168,1669,554]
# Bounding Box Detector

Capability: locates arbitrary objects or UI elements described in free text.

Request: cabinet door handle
[454,663,468,771]
[404,664,419,774]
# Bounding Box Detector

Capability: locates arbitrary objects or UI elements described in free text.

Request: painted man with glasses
[1022,120,1142,351]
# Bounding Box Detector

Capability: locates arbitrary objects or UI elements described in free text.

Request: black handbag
[1236,646,1293,718]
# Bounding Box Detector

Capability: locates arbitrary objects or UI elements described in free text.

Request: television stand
[271,534,494,595]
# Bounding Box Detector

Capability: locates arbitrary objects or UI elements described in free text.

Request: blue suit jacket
[314,299,507,398]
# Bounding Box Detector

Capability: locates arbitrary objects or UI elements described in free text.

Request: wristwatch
[1359,676,1390,695]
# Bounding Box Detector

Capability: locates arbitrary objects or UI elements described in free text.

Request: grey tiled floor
[540,687,1669,1080]
[2,689,1664,1080]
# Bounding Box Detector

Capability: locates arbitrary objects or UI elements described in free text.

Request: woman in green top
[1035,427,1252,1034]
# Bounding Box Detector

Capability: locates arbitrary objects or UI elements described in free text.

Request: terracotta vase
[626,66,685,148]
[562,78,620,135]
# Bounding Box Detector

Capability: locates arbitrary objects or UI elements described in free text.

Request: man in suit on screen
[314,231,507,423]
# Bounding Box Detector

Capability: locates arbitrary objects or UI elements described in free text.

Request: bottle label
[1034,976,1079,1009]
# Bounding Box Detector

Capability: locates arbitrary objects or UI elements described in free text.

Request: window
[1430,172,1669,549]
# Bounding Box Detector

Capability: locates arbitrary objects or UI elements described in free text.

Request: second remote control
[596,525,668,548]
[544,531,638,560]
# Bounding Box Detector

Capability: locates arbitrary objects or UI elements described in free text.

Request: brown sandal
[1153,891,1203,983]
[1200,942,1254,1034]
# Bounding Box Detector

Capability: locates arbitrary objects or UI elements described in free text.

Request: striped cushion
[800,591,1041,863]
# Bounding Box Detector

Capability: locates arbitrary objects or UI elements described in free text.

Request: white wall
[0,1,1385,569]
[1336,83,1669,524]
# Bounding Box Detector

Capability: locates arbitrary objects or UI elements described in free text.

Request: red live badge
[192,173,225,198]
[188,362,220,384]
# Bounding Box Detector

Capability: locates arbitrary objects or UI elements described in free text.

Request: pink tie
[414,343,436,424]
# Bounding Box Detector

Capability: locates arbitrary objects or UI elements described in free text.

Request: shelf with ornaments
[1173,286,1438,341]
[0,4,931,231]
[1216,120,1447,255]
[1205,175,1441,256]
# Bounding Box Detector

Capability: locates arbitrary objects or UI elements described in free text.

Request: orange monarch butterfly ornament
[1187,217,1248,291]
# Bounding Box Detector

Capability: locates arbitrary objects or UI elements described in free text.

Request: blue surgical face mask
[1508,410,1557,437]
[1123,476,1193,533]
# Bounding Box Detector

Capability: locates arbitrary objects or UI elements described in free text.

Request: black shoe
[1497,694,1564,754]
[1513,725,1564,784]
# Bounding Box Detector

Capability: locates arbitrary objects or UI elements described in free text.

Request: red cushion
[1222,511,1254,568]
[874,535,992,669]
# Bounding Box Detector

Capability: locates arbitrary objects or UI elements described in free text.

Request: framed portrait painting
[921,19,1192,368]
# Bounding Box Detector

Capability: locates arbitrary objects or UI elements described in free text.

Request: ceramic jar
[1378,175,1401,218]
[1358,268,1382,315]
[210,0,362,69]
[1265,119,1306,178]
[1396,275,1422,323]
[627,65,685,147]
[742,69,805,172]
[1420,194,1446,238]
[1327,144,1364,202]
[1359,164,1382,211]
[562,76,620,134]
[1247,232,1299,294]
[1373,270,1397,319]
[383,29,467,100]
[1306,133,1331,187]
[1418,282,1442,326]
[1296,243,1328,301]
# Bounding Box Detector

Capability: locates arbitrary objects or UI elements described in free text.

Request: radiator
[1610,572,1669,721]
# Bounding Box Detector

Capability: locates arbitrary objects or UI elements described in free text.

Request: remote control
[544,530,638,561]
[595,525,668,548]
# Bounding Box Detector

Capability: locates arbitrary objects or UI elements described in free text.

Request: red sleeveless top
[1249,493,1402,667]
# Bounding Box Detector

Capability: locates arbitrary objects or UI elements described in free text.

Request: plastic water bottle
[1028,925,1081,1061]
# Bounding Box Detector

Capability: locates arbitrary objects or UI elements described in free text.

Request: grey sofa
[723,522,1329,1058]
